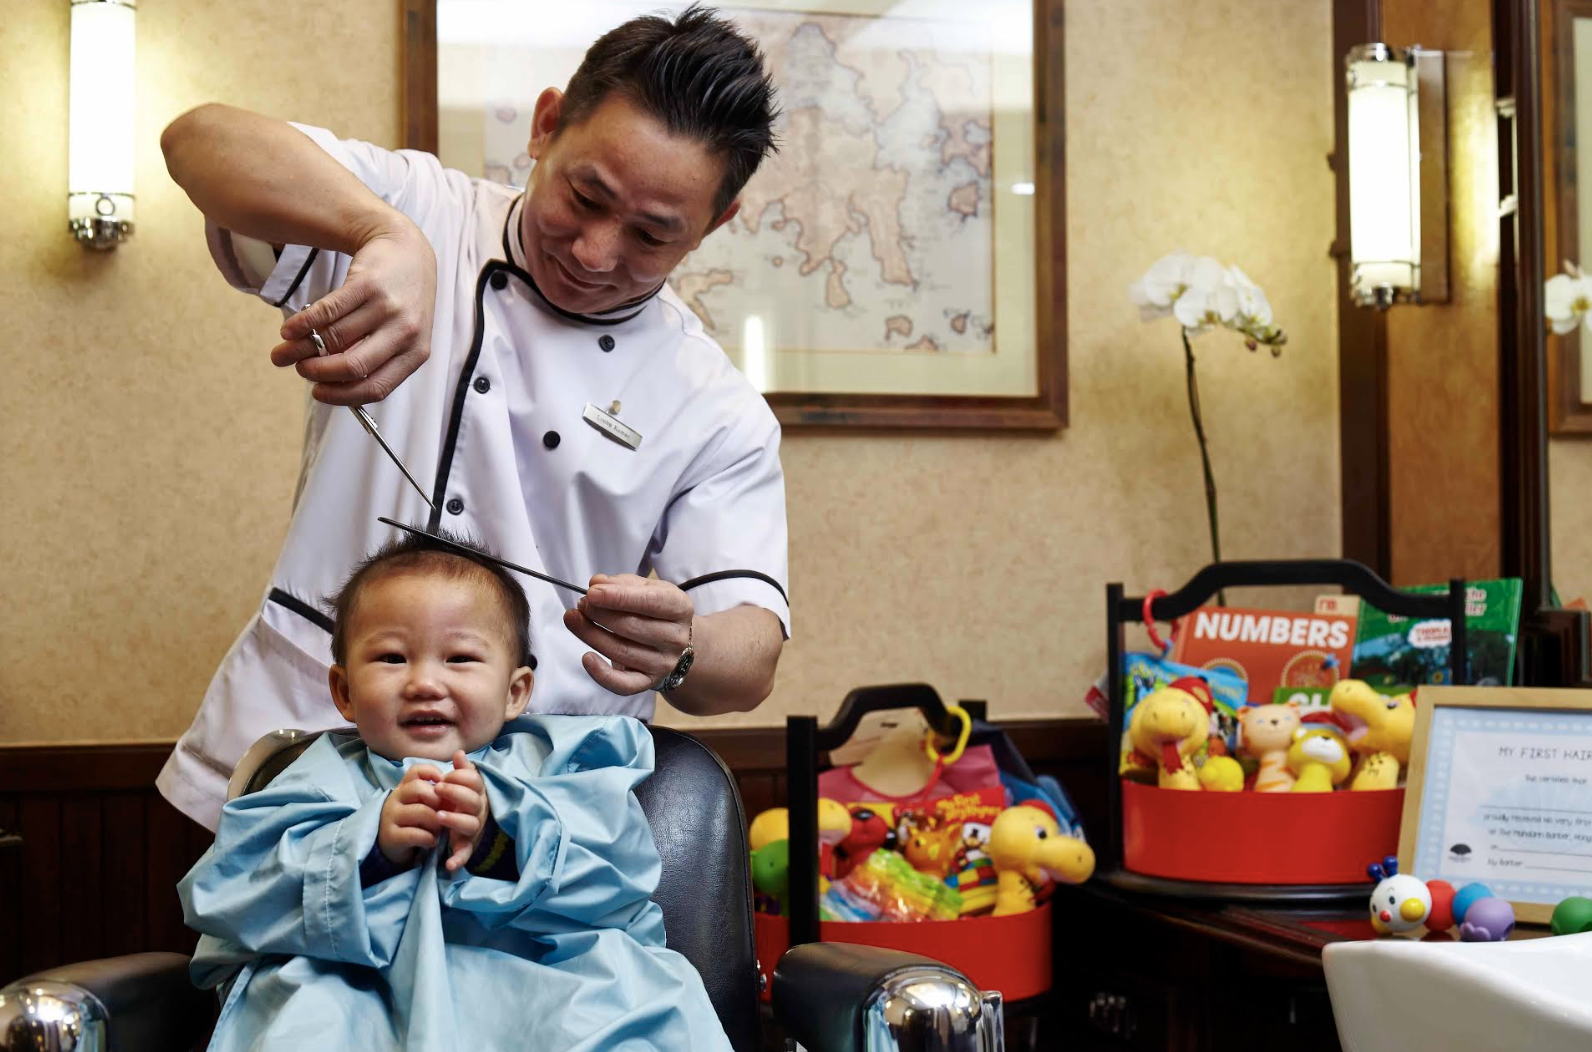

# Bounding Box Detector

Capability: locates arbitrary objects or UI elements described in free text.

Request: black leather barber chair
[0,727,1003,1052]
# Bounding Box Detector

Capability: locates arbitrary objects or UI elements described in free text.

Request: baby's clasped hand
[377,752,489,871]
[435,751,490,871]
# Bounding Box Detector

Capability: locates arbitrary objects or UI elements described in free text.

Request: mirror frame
[1551,0,1592,433]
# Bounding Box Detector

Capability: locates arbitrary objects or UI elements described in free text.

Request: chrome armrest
[772,943,1003,1052]
[0,952,213,1052]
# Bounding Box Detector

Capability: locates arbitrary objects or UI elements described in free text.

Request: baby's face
[330,571,532,761]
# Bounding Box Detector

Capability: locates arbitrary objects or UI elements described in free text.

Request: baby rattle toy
[1365,859,1511,940]
[1367,856,1431,934]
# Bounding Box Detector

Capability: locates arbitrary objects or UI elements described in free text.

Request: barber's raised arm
[161,103,437,405]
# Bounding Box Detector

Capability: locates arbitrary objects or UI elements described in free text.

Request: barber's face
[521,89,739,314]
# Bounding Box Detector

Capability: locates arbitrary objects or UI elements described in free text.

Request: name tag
[582,403,642,450]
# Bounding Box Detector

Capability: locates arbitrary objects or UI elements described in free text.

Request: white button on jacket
[159,123,791,831]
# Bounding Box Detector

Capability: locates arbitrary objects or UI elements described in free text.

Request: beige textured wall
[2,0,1340,744]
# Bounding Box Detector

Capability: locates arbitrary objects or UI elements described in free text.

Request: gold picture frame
[1400,685,1592,924]
[401,0,1066,430]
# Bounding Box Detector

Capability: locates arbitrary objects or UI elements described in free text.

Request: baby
[178,530,730,1052]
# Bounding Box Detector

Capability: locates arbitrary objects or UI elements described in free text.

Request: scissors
[311,329,435,512]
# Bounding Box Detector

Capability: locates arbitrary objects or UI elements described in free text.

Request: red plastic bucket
[1121,780,1403,884]
[753,903,1052,1002]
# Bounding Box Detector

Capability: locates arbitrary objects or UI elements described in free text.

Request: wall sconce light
[1345,43,1449,308]
[69,0,136,250]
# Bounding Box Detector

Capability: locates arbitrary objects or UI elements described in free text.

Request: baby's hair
[327,528,533,668]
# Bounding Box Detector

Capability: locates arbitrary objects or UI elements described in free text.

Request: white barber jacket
[158,123,791,831]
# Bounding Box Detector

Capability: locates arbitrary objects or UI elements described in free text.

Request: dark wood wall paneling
[1334,0,1392,579]
[0,719,1108,985]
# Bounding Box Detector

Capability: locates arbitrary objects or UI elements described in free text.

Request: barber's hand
[435,751,490,872]
[270,219,437,406]
[378,763,445,867]
[564,574,694,697]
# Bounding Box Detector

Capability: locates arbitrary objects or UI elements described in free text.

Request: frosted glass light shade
[1346,44,1420,307]
[69,0,136,249]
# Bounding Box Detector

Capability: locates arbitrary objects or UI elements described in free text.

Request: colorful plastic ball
[1425,879,1457,932]
[1551,896,1592,936]
[1459,896,1515,942]
[1451,882,1494,925]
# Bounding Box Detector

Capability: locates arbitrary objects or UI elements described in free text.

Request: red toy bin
[752,904,1052,1004]
[1120,781,1404,885]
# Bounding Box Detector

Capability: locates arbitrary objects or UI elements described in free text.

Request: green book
[1350,578,1523,688]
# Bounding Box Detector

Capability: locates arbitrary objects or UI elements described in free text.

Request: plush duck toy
[1330,679,1416,790]
[1287,717,1353,793]
[1127,685,1210,791]
[987,803,1095,916]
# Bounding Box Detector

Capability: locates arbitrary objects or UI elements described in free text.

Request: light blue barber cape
[177,715,731,1052]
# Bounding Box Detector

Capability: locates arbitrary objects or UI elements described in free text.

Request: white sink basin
[1324,931,1592,1052]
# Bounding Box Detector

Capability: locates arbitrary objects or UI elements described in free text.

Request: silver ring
[310,329,327,355]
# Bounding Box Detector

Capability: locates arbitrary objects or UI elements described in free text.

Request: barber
[157,5,789,830]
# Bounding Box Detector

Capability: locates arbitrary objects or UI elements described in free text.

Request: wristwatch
[654,623,695,693]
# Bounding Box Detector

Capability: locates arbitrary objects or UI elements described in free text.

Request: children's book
[1315,595,1361,617]
[1349,578,1524,688]
[1169,606,1358,701]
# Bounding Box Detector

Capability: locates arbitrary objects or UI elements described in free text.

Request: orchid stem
[1182,330,1226,607]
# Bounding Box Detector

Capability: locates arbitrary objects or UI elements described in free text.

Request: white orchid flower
[1223,264,1287,352]
[1129,250,1201,321]
[1129,251,1287,350]
[1226,265,1273,327]
[1173,259,1238,335]
[1545,272,1592,335]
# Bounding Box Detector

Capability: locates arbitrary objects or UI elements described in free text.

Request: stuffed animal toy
[1238,703,1302,792]
[1288,718,1352,793]
[1330,679,1416,790]
[987,803,1094,916]
[1127,685,1209,791]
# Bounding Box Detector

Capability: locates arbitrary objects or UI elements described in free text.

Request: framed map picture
[402,0,1065,429]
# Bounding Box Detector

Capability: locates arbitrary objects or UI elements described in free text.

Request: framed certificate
[401,0,1066,430]
[1401,686,1592,923]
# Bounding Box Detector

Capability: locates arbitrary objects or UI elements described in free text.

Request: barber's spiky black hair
[327,528,532,668]
[556,2,780,218]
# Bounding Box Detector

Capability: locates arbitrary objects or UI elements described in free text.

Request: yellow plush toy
[1329,679,1416,790]
[749,801,853,892]
[987,804,1095,916]
[1197,755,1245,792]
[1288,722,1353,793]
[1127,686,1209,791]
[749,808,789,852]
